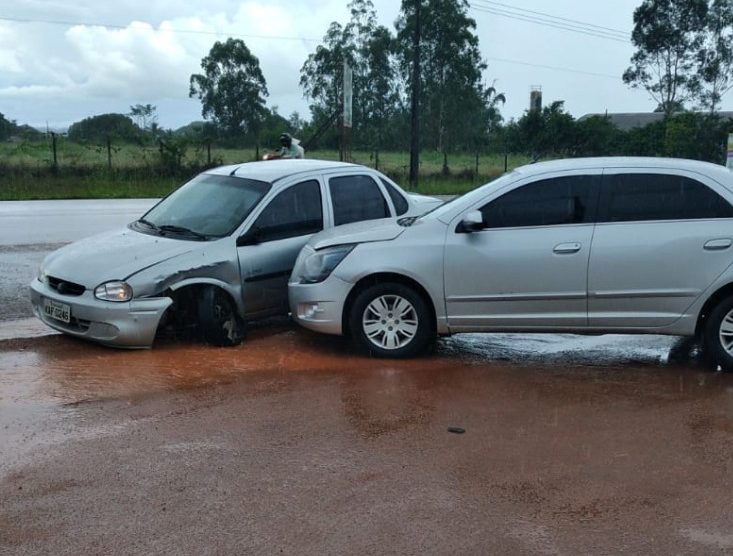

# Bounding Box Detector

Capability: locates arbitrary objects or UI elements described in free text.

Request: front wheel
[348,282,434,358]
[702,295,733,371]
[198,287,245,347]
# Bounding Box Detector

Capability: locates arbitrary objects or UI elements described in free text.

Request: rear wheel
[198,286,245,347]
[348,282,433,358]
[702,295,733,371]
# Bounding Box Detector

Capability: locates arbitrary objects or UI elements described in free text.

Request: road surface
[1,199,732,554]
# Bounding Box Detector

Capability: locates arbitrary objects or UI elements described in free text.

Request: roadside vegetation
[3,0,733,200]
[0,138,529,200]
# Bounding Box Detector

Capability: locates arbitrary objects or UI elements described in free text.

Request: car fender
[166,277,244,316]
[334,243,450,334]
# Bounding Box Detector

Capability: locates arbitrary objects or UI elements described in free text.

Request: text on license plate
[43,298,70,323]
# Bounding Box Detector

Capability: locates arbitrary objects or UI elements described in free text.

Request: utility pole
[342,61,353,163]
[409,0,421,190]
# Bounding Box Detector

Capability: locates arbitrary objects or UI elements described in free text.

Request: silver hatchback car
[290,157,733,369]
[30,159,441,348]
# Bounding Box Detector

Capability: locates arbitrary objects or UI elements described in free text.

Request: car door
[238,179,325,318]
[326,173,392,226]
[587,170,733,328]
[443,172,601,330]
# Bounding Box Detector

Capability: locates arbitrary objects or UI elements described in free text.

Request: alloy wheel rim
[719,310,733,355]
[362,294,418,350]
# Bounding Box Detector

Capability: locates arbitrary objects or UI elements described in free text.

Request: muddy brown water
[2,324,733,554]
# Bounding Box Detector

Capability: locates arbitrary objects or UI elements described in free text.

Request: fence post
[50,132,58,173]
[207,140,211,165]
[106,136,112,170]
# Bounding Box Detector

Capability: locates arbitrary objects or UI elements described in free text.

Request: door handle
[704,239,732,251]
[553,242,581,254]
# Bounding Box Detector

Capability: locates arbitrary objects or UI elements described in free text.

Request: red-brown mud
[1,325,732,554]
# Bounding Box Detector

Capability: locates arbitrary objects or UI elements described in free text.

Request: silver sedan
[290,157,733,370]
[30,159,441,348]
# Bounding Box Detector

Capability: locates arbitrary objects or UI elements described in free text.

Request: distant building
[530,86,542,112]
[579,111,733,131]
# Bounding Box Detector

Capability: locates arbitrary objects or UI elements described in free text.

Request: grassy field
[0,139,530,200]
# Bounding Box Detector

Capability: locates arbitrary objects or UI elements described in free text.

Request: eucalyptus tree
[396,0,492,160]
[189,38,269,140]
[623,0,708,118]
[696,0,733,113]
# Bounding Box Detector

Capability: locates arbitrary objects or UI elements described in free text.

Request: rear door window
[600,173,733,222]
[329,175,391,226]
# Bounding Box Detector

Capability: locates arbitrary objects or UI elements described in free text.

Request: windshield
[138,174,272,238]
[420,171,519,222]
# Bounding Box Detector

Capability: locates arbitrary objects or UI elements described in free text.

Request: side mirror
[458,210,484,233]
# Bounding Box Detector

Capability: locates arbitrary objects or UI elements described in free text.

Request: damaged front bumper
[30,278,172,348]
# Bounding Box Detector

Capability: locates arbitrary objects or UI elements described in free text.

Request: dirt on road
[1,324,733,555]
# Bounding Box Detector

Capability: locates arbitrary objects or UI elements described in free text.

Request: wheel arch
[341,272,437,337]
[167,278,243,315]
[695,281,733,337]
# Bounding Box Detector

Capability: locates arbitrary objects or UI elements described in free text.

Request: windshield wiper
[158,224,210,240]
[137,218,161,232]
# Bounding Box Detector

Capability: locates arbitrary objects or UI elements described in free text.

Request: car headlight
[37,265,46,284]
[296,244,355,284]
[94,281,133,302]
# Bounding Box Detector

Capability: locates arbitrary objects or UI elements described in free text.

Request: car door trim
[446,292,587,303]
[588,288,700,299]
[243,269,292,283]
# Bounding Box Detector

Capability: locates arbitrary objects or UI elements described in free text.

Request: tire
[198,286,245,347]
[348,282,434,358]
[702,295,733,371]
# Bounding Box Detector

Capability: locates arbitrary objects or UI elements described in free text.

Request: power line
[485,55,621,80]
[472,0,629,38]
[470,5,629,43]
[469,2,630,44]
[0,15,321,43]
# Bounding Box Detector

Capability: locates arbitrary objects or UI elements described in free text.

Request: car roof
[515,156,732,181]
[206,159,365,183]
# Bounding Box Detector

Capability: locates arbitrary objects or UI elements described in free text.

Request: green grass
[0,139,530,200]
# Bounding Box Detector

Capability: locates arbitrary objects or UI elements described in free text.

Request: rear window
[380,178,409,216]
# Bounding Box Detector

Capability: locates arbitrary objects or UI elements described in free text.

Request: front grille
[48,276,86,296]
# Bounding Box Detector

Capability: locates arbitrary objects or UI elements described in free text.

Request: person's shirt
[279,143,300,158]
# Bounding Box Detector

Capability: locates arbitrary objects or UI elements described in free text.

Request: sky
[0,0,723,132]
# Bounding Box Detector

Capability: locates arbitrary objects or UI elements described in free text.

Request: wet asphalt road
[0,199,156,322]
[2,200,733,554]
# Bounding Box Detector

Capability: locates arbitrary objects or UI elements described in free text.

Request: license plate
[43,298,70,324]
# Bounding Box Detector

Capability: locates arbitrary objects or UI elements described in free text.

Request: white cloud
[1,0,726,130]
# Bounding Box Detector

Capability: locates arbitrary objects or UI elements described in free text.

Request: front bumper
[30,278,172,348]
[288,275,353,336]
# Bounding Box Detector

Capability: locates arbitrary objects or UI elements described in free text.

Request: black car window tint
[480,175,596,228]
[606,174,733,222]
[380,178,410,216]
[329,175,391,226]
[252,180,323,242]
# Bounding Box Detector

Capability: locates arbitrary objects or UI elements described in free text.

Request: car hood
[408,192,442,206]
[42,227,199,287]
[308,218,407,250]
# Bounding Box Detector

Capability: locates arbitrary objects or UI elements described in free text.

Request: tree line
[4,0,733,168]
